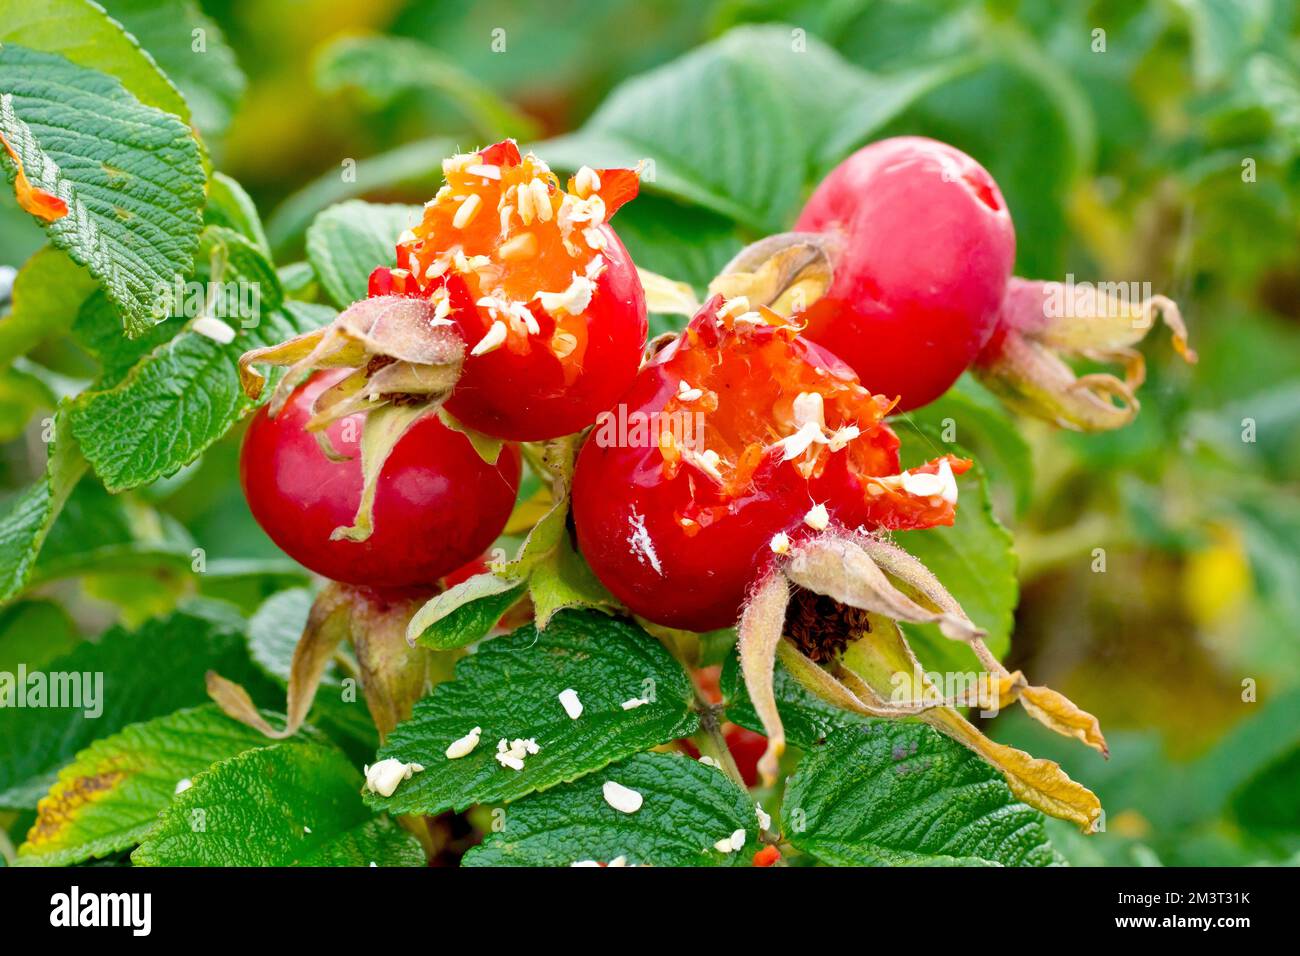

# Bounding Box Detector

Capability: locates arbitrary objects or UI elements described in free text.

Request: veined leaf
[537,25,972,233]
[464,751,758,867]
[67,228,333,491]
[0,45,206,335]
[104,0,245,138]
[204,172,270,256]
[411,575,527,651]
[0,600,278,809]
[17,704,290,866]
[0,0,190,123]
[784,725,1060,866]
[306,200,421,309]
[367,611,699,815]
[28,476,195,589]
[132,742,423,866]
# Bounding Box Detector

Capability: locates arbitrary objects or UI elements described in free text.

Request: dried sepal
[206,582,354,738]
[636,268,701,317]
[923,707,1103,832]
[708,232,835,315]
[853,534,1108,755]
[239,295,465,415]
[784,534,981,642]
[974,277,1195,431]
[351,590,436,740]
[330,403,429,542]
[209,583,444,746]
[1018,684,1109,757]
[735,527,1106,830]
[737,572,792,786]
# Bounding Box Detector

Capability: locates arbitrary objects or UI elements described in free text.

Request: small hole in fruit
[961,171,1001,212]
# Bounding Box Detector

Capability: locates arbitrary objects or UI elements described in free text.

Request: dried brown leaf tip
[738,529,1106,831]
[974,277,1195,431]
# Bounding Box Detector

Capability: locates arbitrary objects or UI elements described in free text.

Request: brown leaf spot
[27,765,128,845]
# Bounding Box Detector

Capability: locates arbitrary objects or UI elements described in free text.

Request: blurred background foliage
[1,0,1298,866]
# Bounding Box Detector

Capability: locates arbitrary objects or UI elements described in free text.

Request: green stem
[694,697,748,792]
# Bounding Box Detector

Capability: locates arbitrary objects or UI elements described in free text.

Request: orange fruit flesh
[658,308,898,500]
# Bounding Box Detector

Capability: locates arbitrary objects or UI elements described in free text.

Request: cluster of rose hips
[242,137,1020,623]
[236,137,1159,826]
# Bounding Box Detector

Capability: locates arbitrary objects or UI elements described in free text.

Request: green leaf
[368,611,699,815]
[893,424,1018,674]
[0,362,57,442]
[721,650,868,749]
[0,601,277,809]
[16,704,287,866]
[537,25,970,232]
[464,751,757,867]
[0,412,87,606]
[203,172,269,255]
[104,0,245,138]
[411,575,527,651]
[1230,746,1300,840]
[0,600,79,673]
[0,246,98,368]
[132,742,423,866]
[0,45,206,336]
[784,725,1059,866]
[901,376,1035,517]
[316,34,537,142]
[612,193,742,302]
[266,136,454,256]
[529,534,619,630]
[67,228,333,492]
[0,0,190,123]
[305,200,420,309]
[28,476,195,588]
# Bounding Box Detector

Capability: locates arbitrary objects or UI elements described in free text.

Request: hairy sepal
[208,583,441,745]
[974,277,1195,431]
[734,529,1106,829]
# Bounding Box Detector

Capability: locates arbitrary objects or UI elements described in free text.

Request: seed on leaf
[602,780,643,814]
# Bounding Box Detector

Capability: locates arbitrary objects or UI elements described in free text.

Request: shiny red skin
[795,136,1016,411]
[571,339,896,633]
[442,225,648,442]
[241,370,521,590]
[573,372,805,632]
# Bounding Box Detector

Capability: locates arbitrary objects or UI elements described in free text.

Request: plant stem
[695,696,748,792]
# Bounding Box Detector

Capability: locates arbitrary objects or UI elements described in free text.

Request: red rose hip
[794,136,1015,411]
[241,369,521,591]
